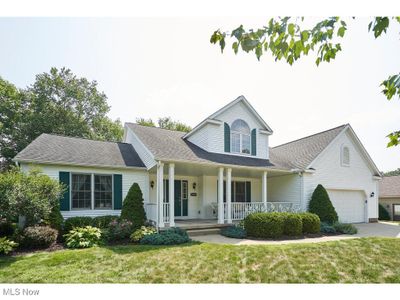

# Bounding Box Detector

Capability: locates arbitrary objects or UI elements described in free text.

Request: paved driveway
[354,222,400,238]
[191,222,400,245]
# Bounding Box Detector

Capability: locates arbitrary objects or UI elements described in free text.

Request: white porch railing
[227,202,266,221]
[163,202,170,223]
[267,202,301,213]
[224,202,302,221]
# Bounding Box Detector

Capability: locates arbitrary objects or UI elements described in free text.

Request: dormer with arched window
[231,119,251,154]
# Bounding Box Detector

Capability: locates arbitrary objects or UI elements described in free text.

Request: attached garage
[327,189,367,223]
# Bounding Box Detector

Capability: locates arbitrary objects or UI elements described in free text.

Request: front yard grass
[1,237,400,283]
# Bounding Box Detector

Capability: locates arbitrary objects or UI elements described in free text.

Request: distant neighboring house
[379,176,400,221]
[13,96,381,226]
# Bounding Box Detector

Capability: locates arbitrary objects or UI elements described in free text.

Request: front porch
[145,161,303,228]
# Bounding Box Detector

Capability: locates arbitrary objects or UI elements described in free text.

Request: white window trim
[70,172,114,211]
[341,144,350,167]
[231,119,251,155]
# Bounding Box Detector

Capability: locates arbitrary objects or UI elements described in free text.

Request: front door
[174,180,188,217]
[165,179,188,217]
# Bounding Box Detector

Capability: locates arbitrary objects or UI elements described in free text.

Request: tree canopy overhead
[136,116,192,132]
[210,17,400,147]
[0,67,123,168]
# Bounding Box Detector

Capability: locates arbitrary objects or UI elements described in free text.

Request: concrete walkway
[191,222,400,245]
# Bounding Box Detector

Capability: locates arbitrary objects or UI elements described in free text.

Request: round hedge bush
[220,225,247,239]
[282,213,303,236]
[300,212,320,234]
[22,226,58,249]
[244,212,285,238]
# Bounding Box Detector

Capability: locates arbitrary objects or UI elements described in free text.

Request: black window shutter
[251,129,257,156]
[59,171,70,211]
[246,181,251,203]
[113,174,123,209]
[224,122,231,152]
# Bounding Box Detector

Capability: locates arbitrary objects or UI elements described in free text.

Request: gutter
[13,158,147,171]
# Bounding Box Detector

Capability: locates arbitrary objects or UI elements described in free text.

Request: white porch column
[262,171,268,211]
[218,167,224,224]
[168,163,175,227]
[158,162,165,228]
[226,168,232,223]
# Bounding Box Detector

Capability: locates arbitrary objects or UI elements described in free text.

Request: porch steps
[186,228,222,237]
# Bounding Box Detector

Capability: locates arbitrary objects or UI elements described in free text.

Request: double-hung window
[231,119,251,154]
[71,173,113,210]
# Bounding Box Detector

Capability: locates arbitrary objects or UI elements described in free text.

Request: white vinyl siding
[20,163,149,219]
[267,174,302,205]
[302,130,378,221]
[187,101,270,159]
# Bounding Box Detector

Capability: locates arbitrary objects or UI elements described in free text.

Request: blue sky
[0,17,399,171]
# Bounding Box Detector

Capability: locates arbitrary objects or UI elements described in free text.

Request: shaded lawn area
[1,237,400,283]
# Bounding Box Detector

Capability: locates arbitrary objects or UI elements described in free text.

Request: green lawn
[1,237,400,283]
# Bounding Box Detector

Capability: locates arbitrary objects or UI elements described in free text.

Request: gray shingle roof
[269,124,347,169]
[14,134,145,169]
[126,123,279,168]
[379,176,400,198]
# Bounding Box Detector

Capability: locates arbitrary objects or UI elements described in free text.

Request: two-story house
[14,96,381,227]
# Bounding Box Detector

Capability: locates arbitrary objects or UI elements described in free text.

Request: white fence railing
[224,202,302,221]
[267,202,301,213]
[163,202,170,223]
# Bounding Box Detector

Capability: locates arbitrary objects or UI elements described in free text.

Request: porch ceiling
[149,162,292,178]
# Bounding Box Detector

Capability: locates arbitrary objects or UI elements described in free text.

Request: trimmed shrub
[105,219,134,241]
[244,212,285,239]
[140,231,190,245]
[64,226,102,248]
[282,213,303,236]
[46,202,64,232]
[320,222,336,234]
[0,237,18,255]
[220,225,247,239]
[121,183,146,230]
[21,226,58,249]
[333,222,358,235]
[300,212,321,234]
[140,227,190,245]
[92,215,119,229]
[130,226,157,242]
[0,219,15,237]
[308,184,338,224]
[64,217,93,233]
[379,204,391,221]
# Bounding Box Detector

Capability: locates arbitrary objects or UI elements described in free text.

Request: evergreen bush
[120,183,146,230]
[308,184,338,224]
[379,204,391,221]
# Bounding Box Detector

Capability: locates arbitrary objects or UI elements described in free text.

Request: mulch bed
[10,242,65,257]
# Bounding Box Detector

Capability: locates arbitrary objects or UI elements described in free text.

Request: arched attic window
[341,145,350,166]
[231,119,251,154]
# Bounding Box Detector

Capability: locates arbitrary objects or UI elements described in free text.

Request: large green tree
[0,68,123,168]
[210,17,400,147]
[136,116,192,132]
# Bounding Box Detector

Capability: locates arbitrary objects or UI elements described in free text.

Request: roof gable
[270,124,347,170]
[184,95,272,139]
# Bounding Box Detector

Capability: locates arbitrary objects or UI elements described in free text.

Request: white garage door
[327,190,366,223]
